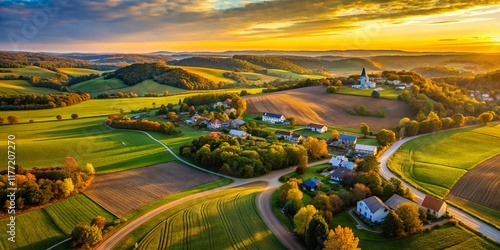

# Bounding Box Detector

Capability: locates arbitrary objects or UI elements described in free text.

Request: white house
[330,168,357,182]
[359,68,376,88]
[421,195,447,218]
[355,144,378,155]
[357,196,389,224]
[262,112,286,124]
[207,119,222,129]
[276,130,294,140]
[229,129,248,138]
[307,123,328,133]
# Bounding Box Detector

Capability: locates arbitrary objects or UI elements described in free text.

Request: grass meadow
[336,86,403,100]
[266,69,325,80]
[0,80,59,95]
[388,124,500,198]
[0,66,57,78]
[134,187,285,250]
[44,194,117,234]
[57,68,105,77]
[69,76,128,93]
[0,117,173,173]
[172,66,237,84]
[0,210,66,250]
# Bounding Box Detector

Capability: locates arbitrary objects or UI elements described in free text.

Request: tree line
[0,52,92,69]
[105,114,182,135]
[0,92,91,110]
[233,55,312,74]
[169,56,264,72]
[0,157,94,212]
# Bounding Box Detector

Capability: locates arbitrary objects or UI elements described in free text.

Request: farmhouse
[338,134,357,145]
[329,155,348,167]
[355,144,378,155]
[421,195,447,218]
[221,120,232,128]
[262,112,286,124]
[231,119,246,129]
[384,194,419,211]
[340,161,356,170]
[357,196,389,224]
[290,134,304,143]
[207,119,222,129]
[229,129,248,138]
[302,178,322,191]
[307,123,328,133]
[276,130,294,140]
[330,168,357,182]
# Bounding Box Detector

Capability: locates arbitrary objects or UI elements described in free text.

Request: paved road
[378,134,500,244]
[94,125,329,249]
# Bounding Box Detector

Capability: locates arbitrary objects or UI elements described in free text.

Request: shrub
[29,119,34,123]
[56,115,62,120]
[71,114,79,119]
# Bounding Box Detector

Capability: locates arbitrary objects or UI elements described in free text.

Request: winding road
[91,125,499,249]
[379,135,500,244]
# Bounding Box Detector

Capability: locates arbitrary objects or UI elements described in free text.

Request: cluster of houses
[469,90,495,102]
[357,194,448,224]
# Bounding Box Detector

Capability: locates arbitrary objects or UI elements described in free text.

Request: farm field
[92,79,187,96]
[84,162,220,217]
[236,71,284,83]
[137,186,286,250]
[172,66,236,83]
[331,211,499,250]
[44,194,117,234]
[0,66,57,78]
[244,85,411,130]
[69,76,128,93]
[0,79,59,95]
[0,117,172,173]
[0,210,66,250]
[337,86,403,100]
[266,69,325,79]
[388,124,500,198]
[0,88,262,123]
[57,67,105,76]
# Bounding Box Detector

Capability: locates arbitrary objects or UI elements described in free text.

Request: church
[359,68,376,88]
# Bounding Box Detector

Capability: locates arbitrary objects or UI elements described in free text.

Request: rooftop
[421,195,446,212]
[360,196,387,213]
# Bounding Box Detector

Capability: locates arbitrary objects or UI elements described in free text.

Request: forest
[233,55,312,74]
[105,114,182,135]
[0,52,92,69]
[0,92,91,110]
[169,56,264,72]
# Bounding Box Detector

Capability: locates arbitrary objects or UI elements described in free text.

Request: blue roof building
[302,178,323,191]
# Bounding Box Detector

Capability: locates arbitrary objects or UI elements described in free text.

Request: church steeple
[361,67,367,77]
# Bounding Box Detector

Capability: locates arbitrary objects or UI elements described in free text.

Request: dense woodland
[169,57,264,72]
[107,63,221,90]
[0,93,91,110]
[0,158,94,212]
[0,52,92,69]
[233,55,312,74]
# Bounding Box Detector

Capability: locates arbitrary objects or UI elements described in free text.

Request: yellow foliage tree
[324,226,360,250]
[293,205,318,236]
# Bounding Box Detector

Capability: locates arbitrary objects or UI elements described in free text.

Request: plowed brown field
[244,86,411,130]
[84,162,220,217]
[448,155,500,210]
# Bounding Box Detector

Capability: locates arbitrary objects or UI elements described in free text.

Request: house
[338,134,357,145]
[207,119,222,129]
[231,119,246,129]
[207,131,222,137]
[191,114,201,122]
[355,144,378,155]
[224,98,232,106]
[212,101,226,109]
[340,161,356,170]
[307,123,328,133]
[421,195,447,218]
[384,194,419,211]
[357,196,389,224]
[374,76,386,83]
[386,80,401,85]
[302,178,322,191]
[329,155,348,167]
[221,120,232,128]
[229,129,248,138]
[330,168,357,182]
[290,134,303,143]
[262,112,286,124]
[359,68,376,88]
[276,130,294,140]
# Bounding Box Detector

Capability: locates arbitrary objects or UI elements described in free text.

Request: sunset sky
[0,0,499,53]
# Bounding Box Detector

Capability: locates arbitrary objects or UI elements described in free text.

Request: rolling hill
[169,56,263,72]
[0,80,60,95]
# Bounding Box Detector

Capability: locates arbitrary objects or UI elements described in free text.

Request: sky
[0,0,499,53]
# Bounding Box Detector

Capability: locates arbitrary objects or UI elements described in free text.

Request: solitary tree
[371,90,380,98]
[377,129,396,146]
[293,205,318,236]
[71,114,79,119]
[7,116,18,125]
[324,225,360,250]
[71,223,103,248]
[85,163,95,175]
[164,91,169,96]
[152,102,156,109]
[56,115,62,120]
[0,117,4,124]
[295,155,308,174]
[91,216,107,231]
[396,203,423,235]
[287,117,297,128]
[331,129,340,140]
[478,112,494,125]
[360,122,370,138]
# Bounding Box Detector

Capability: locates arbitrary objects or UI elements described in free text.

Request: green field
[0,210,66,250]
[236,72,284,83]
[136,187,285,250]
[331,210,499,250]
[57,67,105,77]
[44,194,117,234]
[266,69,325,80]
[0,66,57,78]
[0,80,59,95]
[337,86,403,100]
[0,89,262,124]
[388,124,500,198]
[173,66,236,84]
[0,117,173,173]
[69,76,127,93]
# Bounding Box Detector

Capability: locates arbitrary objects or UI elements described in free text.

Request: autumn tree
[304,137,329,160]
[71,113,79,119]
[70,223,103,248]
[56,115,62,120]
[0,117,3,124]
[478,111,494,125]
[360,122,370,138]
[399,117,410,126]
[451,113,465,127]
[60,178,74,197]
[331,129,340,140]
[85,163,95,175]
[188,105,196,115]
[295,155,308,174]
[397,203,423,234]
[377,129,396,146]
[324,226,360,250]
[352,183,371,202]
[286,188,304,215]
[91,216,107,231]
[278,178,302,206]
[7,116,18,125]
[381,210,404,237]
[306,214,329,249]
[371,90,380,98]
[358,155,380,172]
[287,117,297,128]
[293,205,318,236]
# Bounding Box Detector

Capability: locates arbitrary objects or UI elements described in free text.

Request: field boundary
[42,208,70,237]
[81,192,120,218]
